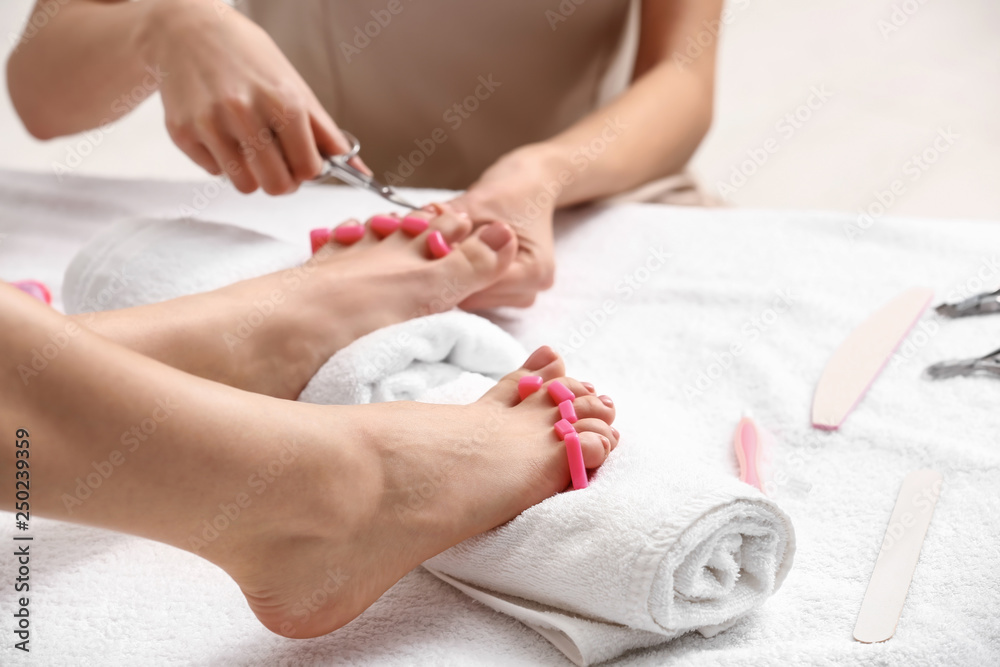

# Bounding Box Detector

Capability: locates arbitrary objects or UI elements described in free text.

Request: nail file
[853,469,942,643]
[812,287,934,429]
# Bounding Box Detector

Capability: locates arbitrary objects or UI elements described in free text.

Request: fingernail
[480,222,513,251]
[309,228,331,254]
[333,222,365,245]
[370,215,400,237]
[582,382,596,394]
[427,230,451,258]
[402,215,429,235]
[600,395,614,407]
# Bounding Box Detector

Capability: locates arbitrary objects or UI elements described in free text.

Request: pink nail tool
[563,431,588,490]
[547,380,575,405]
[401,215,429,236]
[427,230,451,258]
[554,419,576,440]
[12,280,51,305]
[732,412,764,493]
[558,400,578,424]
[370,215,400,236]
[517,375,543,400]
[333,224,365,245]
[309,228,331,254]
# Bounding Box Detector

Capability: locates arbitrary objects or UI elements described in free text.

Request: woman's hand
[141,0,367,194]
[448,147,559,308]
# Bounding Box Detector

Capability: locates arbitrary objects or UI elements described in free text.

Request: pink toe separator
[518,375,543,400]
[371,215,401,236]
[558,400,578,424]
[427,230,451,258]
[554,419,575,440]
[12,280,52,305]
[310,228,331,254]
[564,431,588,490]
[547,380,575,405]
[401,216,429,236]
[333,224,365,245]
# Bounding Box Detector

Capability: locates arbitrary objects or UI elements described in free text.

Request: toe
[482,346,565,405]
[578,431,611,468]
[427,206,474,244]
[570,393,615,425]
[573,417,617,450]
[439,220,517,293]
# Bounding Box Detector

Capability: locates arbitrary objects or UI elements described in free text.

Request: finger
[309,105,371,175]
[167,125,222,176]
[198,123,258,194]
[274,106,324,182]
[224,105,295,196]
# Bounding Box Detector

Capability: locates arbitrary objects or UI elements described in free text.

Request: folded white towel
[64,217,796,666]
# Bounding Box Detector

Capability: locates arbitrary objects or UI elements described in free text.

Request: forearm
[7,0,163,139]
[533,60,713,207]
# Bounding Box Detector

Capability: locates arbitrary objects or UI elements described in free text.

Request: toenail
[547,380,575,404]
[599,395,614,408]
[600,435,611,456]
[401,215,429,235]
[518,375,543,400]
[427,230,451,258]
[558,399,578,423]
[422,202,446,214]
[554,419,575,439]
[480,222,513,251]
[582,381,596,394]
[564,431,588,490]
[611,426,620,440]
[333,223,365,245]
[309,228,331,254]
[371,215,400,236]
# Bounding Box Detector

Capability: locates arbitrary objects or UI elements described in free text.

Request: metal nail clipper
[934,288,1000,318]
[924,346,1000,380]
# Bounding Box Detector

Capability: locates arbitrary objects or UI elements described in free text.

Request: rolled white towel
[64,217,796,666]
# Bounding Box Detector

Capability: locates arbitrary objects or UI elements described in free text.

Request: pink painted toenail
[547,380,575,405]
[564,431,588,490]
[401,215,429,236]
[12,280,51,305]
[554,419,575,439]
[333,223,365,245]
[518,375,543,400]
[558,400,578,423]
[370,215,400,236]
[427,230,451,258]
[309,228,331,254]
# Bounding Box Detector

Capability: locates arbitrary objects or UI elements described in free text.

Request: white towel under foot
[64,217,796,666]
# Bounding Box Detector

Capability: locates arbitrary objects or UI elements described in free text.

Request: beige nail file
[854,469,942,643]
[812,287,934,429]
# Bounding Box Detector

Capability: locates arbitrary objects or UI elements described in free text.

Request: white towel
[63,217,795,666]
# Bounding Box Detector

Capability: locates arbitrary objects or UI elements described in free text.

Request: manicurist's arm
[7,0,363,194]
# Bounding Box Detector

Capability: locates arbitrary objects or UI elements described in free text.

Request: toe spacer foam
[310,228,332,254]
[333,224,365,245]
[371,215,401,237]
[518,375,543,400]
[564,431,588,490]
[558,400,578,424]
[554,419,575,440]
[547,380,575,405]
[427,230,451,258]
[401,215,430,236]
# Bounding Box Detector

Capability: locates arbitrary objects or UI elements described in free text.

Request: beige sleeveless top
[242,1,635,190]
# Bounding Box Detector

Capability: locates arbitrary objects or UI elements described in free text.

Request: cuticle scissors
[317,130,419,211]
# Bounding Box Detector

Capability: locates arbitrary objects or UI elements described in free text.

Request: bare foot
[208,346,617,638]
